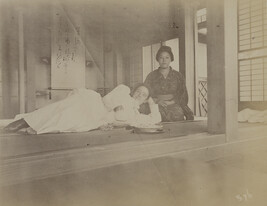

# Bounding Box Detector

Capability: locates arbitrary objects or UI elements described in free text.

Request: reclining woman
[4,84,161,134]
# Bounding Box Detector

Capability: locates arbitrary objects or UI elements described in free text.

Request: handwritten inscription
[51,7,85,89]
[235,189,253,202]
[55,14,81,72]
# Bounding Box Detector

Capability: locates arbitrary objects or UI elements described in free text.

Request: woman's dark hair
[156,46,174,62]
[130,83,151,99]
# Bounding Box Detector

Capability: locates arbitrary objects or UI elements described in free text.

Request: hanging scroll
[51,7,85,89]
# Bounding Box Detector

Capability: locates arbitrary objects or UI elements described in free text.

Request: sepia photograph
[0,0,267,205]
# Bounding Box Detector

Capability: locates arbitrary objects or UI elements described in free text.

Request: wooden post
[0,6,11,118]
[207,0,225,134]
[25,12,36,113]
[206,0,238,138]
[18,10,25,114]
[193,5,200,116]
[116,51,124,85]
[178,1,195,113]
[224,0,238,140]
[113,51,117,86]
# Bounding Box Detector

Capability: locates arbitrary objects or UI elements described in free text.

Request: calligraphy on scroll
[51,7,85,89]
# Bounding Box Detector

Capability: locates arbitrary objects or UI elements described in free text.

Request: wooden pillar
[0,6,11,118]
[103,47,114,90]
[178,1,195,113]
[193,5,200,116]
[18,10,25,114]
[206,0,238,138]
[116,51,124,85]
[207,0,225,134]
[1,5,14,118]
[0,8,3,118]
[113,51,117,86]
[224,0,238,140]
[102,17,114,91]
[25,13,36,112]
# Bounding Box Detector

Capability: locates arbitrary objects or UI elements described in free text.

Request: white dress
[14,85,161,134]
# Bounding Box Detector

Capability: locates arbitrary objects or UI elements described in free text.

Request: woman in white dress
[4,84,161,134]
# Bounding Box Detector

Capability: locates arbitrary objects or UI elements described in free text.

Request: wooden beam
[25,14,36,112]
[206,0,226,134]
[1,123,267,186]
[116,51,124,84]
[238,48,267,60]
[18,10,25,113]
[206,0,238,139]
[224,0,238,141]
[0,132,226,186]
[194,6,200,116]
[103,48,114,89]
[0,7,11,118]
[178,1,195,113]
[178,7,186,77]
[113,51,117,86]
[123,53,131,87]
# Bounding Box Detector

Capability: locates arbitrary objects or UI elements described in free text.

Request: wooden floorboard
[0,132,224,186]
[0,121,207,158]
[0,121,266,186]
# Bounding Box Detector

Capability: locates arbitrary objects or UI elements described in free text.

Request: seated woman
[4,84,161,134]
[143,46,194,122]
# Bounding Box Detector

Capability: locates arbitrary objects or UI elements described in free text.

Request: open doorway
[195,8,207,118]
[142,10,208,119]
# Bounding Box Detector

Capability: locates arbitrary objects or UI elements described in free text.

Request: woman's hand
[165,100,175,106]
[157,99,167,107]
[157,100,175,108]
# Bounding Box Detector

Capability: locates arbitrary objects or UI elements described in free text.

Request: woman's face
[132,86,149,105]
[158,51,171,69]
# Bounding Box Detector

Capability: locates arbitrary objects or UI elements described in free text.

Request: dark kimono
[143,67,194,122]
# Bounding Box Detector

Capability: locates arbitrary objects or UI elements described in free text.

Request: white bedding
[238,108,267,123]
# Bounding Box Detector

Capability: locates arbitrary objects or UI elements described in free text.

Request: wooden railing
[198,78,208,117]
